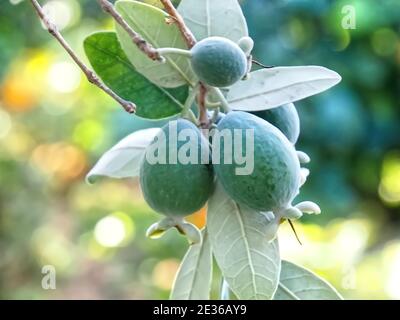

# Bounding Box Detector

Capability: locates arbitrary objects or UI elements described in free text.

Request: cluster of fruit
[140,36,320,243]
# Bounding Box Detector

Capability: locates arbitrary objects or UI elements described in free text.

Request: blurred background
[0,0,399,299]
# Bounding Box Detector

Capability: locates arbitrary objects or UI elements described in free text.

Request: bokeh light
[47,61,81,94]
[379,152,400,206]
[152,259,180,291]
[94,212,135,248]
[0,108,12,138]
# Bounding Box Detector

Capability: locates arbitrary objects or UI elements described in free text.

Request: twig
[160,0,196,49]
[98,0,164,62]
[30,0,136,113]
[160,0,213,130]
[198,83,209,128]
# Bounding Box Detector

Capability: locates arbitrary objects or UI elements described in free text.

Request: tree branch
[159,1,214,129]
[198,83,209,128]
[30,0,136,113]
[97,0,164,62]
[160,0,197,49]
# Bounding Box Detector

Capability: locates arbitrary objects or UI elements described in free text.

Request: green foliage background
[0,0,399,299]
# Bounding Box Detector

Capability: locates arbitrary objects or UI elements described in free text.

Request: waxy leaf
[208,184,281,300]
[227,66,342,111]
[170,229,213,300]
[275,260,343,300]
[84,32,187,119]
[86,128,159,183]
[115,0,196,88]
[178,0,248,42]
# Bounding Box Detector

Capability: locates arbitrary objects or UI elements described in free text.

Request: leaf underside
[86,127,160,183]
[170,229,213,300]
[115,0,196,88]
[227,66,342,111]
[274,260,343,300]
[178,0,248,42]
[207,184,281,300]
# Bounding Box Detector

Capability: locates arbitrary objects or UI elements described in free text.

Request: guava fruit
[190,37,247,87]
[213,111,301,213]
[140,119,213,216]
[251,103,300,144]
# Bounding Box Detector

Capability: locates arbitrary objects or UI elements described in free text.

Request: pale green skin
[251,103,300,144]
[140,119,213,217]
[190,37,247,87]
[214,111,301,212]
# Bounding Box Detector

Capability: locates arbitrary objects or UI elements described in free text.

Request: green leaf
[170,229,213,300]
[84,32,187,119]
[275,260,343,300]
[86,128,159,184]
[227,66,342,111]
[178,0,248,42]
[115,0,196,88]
[207,184,281,300]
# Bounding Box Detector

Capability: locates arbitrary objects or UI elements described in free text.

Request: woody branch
[160,0,212,127]
[29,0,136,113]
[97,0,164,62]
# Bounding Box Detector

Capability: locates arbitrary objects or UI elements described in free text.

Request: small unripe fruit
[190,37,247,87]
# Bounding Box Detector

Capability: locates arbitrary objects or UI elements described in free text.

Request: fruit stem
[182,85,200,125]
[157,48,193,58]
[208,87,231,113]
[205,98,222,109]
[182,84,199,114]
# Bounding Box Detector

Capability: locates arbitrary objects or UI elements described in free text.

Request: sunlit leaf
[86,128,159,183]
[227,66,342,111]
[170,229,212,300]
[115,0,196,88]
[178,0,248,42]
[84,32,187,119]
[207,184,281,300]
[274,260,343,300]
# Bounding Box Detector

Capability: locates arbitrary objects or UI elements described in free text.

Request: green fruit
[214,111,301,212]
[190,37,247,87]
[140,119,213,216]
[251,103,300,144]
